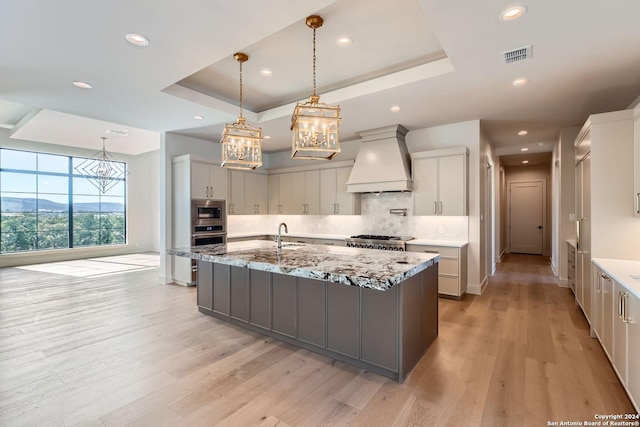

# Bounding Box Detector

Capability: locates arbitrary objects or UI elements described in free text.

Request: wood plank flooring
[0,253,635,426]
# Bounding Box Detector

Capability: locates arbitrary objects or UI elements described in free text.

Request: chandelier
[221,52,263,170]
[74,137,129,193]
[291,15,341,160]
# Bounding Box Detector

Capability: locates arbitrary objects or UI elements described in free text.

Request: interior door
[509,181,544,254]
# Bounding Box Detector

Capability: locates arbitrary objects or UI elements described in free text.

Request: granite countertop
[169,240,439,291]
[228,232,468,247]
[592,258,640,300]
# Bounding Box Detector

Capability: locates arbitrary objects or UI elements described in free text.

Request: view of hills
[0,197,124,213]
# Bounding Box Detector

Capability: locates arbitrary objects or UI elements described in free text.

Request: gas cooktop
[345,235,414,251]
[348,235,414,241]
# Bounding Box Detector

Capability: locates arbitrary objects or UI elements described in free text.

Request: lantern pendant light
[291,15,341,160]
[221,52,263,170]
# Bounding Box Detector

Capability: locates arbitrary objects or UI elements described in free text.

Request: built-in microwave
[191,199,226,228]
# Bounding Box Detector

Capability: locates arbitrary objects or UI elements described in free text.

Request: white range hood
[346,124,412,193]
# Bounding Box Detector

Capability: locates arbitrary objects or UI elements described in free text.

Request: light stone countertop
[592,258,640,300]
[169,240,439,292]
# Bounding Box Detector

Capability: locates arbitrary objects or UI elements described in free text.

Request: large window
[0,148,127,254]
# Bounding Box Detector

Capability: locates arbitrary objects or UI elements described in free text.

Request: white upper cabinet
[634,105,640,216]
[191,161,227,200]
[411,147,468,216]
[291,170,320,215]
[227,170,267,215]
[320,167,361,215]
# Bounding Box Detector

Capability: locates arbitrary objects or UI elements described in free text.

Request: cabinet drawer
[409,245,459,258]
[438,257,459,276]
[438,275,460,296]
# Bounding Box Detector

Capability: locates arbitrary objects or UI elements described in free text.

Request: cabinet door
[319,168,337,215]
[593,267,604,341]
[190,162,210,199]
[272,274,296,338]
[335,166,358,215]
[213,263,230,316]
[228,170,246,214]
[230,266,249,322]
[196,261,213,310]
[361,285,398,371]
[327,282,358,357]
[305,170,320,215]
[634,113,640,217]
[613,280,628,385]
[627,289,640,409]
[245,173,267,214]
[602,272,614,360]
[250,270,270,330]
[209,165,227,200]
[413,157,438,216]
[297,278,326,347]
[267,174,280,214]
[290,171,307,214]
[438,154,466,215]
[279,173,293,214]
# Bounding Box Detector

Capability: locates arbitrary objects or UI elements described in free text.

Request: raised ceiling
[0,0,639,156]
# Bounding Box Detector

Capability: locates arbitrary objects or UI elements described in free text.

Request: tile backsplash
[228,192,468,241]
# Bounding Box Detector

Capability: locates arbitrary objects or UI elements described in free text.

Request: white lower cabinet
[406,244,467,298]
[592,261,640,412]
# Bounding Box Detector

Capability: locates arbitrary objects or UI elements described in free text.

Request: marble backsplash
[228,192,468,241]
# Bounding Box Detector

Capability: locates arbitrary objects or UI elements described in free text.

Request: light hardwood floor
[0,253,635,426]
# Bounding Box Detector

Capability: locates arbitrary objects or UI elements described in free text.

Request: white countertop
[592,258,640,300]
[409,239,468,248]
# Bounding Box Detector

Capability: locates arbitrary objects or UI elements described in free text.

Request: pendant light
[221,52,263,170]
[291,15,341,160]
[74,137,129,193]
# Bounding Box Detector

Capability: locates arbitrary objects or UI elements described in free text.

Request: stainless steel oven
[191,199,226,228]
[190,199,227,282]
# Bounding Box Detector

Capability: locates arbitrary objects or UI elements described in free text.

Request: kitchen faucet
[276,222,288,249]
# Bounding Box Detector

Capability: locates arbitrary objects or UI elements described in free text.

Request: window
[0,148,127,253]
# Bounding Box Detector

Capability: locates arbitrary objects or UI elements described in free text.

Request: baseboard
[158,275,174,285]
[550,258,558,276]
[467,276,488,295]
[495,250,505,264]
[558,278,569,288]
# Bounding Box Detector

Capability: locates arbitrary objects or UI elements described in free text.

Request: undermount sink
[273,243,306,250]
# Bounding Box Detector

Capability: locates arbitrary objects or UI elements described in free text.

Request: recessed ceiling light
[72,81,92,89]
[193,115,204,120]
[522,160,529,164]
[125,33,150,46]
[538,142,546,146]
[521,147,529,152]
[518,130,528,135]
[390,105,401,112]
[260,69,273,77]
[263,135,271,140]
[336,36,352,46]
[512,77,529,86]
[500,6,527,21]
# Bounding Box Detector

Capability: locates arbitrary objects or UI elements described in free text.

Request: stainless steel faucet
[276,222,288,249]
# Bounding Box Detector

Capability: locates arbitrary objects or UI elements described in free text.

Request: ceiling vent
[502,45,532,64]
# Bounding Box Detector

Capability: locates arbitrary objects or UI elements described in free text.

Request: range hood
[346,124,412,193]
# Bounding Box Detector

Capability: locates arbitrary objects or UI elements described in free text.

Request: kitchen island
[169,240,439,382]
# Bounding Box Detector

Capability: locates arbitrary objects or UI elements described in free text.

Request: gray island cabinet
[170,240,439,382]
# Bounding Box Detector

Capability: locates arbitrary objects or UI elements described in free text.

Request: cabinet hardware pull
[439,201,443,215]
[336,203,339,214]
[434,201,437,214]
[618,291,624,318]
[623,293,630,323]
[636,193,640,214]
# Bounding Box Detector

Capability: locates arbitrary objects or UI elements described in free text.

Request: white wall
[0,129,160,267]
[405,120,483,294]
